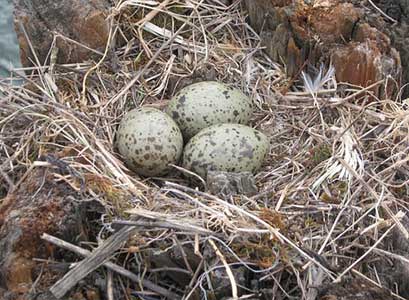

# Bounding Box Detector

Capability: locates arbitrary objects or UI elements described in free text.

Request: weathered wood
[111,219,214,235]
[49,226,137,299]
[42,233,181,299]
[243,0,402,97]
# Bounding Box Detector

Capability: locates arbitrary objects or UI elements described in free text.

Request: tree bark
[243,0,402,98]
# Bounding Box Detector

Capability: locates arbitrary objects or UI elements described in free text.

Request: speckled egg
[115,107,183,177]
[166,81,253,140]
[182,124,269,178]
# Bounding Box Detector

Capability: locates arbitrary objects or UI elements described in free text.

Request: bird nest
[1,1,409,299]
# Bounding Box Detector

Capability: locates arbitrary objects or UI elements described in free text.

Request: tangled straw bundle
[1,0,409,299]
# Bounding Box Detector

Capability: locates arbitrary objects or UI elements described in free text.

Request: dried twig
[107,270,114,300]
[208,238,238,299]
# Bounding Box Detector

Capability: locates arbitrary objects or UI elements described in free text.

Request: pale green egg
[182,123,269,178]
[166,81,253,140]
[116,107,183,176]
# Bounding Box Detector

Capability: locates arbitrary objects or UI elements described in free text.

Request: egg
[182,124,269,178]
[166,81,253,140]
[115,107,183,176]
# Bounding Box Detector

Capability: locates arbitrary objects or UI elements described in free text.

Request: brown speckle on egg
[166,81,253,141]
[182,124,269,178]
[115,107,183,177]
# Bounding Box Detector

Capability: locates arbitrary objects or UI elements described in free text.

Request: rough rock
[0,167,83,299]
[243,0,402,98]
[12,0,110,67]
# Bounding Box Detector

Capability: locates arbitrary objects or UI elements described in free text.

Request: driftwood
[49,226,136,298]
[42,233,180,299]
[243,0,402,97]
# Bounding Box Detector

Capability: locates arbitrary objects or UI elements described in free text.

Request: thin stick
[107,270,114,300]
[53,32,105,56]
[334,225,395,282]
[81,16,114,104]
[367,0,398,23]
[208,238,238,300]
[136,0,173,26]
[329,79,385,106]
[174,236,194,275]
[183,258,204,300]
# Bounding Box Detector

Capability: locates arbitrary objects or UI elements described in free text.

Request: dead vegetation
[1,0,409,299]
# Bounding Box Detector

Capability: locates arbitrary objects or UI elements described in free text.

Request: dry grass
[1,0,409,299]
